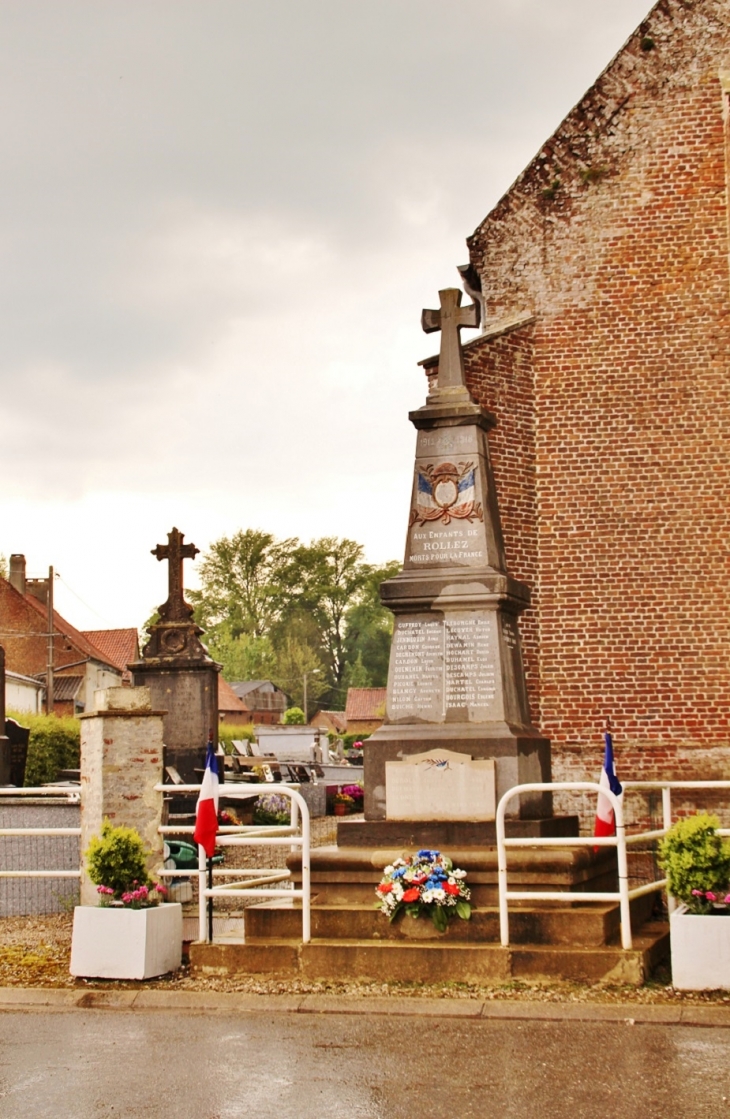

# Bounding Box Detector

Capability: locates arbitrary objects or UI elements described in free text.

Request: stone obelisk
[353,288,553,845]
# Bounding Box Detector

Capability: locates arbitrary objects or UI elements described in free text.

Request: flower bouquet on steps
[375,849,471,932]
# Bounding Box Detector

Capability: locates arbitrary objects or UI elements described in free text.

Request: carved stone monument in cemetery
[191,285,667,987]
[343,288,560,847]
[129,528,220,781]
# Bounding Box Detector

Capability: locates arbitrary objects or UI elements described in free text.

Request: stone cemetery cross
[152,527,199,622]
[421,287,480,392]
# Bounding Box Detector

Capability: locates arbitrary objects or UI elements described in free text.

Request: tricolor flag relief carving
[411,461,483,525]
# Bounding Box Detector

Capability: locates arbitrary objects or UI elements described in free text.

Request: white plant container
[670,904,730,991]
[70,903,183,980]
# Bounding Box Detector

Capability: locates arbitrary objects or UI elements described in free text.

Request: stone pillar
[78,686,166,905]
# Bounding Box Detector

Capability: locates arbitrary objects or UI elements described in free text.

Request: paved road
[1,1003,730,1118]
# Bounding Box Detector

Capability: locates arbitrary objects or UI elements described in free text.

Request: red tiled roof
[82,629,139,675]
[21,592,120,673]
[219,677,251,715]
[312,709,348,733]
[345,688,387,721]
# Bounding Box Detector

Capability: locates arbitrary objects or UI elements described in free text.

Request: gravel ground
[3,911,730,1006]
[4,817,729,1006]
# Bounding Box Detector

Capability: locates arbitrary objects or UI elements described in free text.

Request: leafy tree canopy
[178,528,398,716]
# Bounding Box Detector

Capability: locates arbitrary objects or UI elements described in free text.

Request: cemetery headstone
[129,528,221,782]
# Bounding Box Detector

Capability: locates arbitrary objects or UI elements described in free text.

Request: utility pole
[46,566,54,716]
[302,668,320,723]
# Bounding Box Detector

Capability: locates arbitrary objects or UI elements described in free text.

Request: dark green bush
[8,711,81,787]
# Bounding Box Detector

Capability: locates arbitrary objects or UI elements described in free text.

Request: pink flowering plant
[85,820,167,908]
[375,849,471,932]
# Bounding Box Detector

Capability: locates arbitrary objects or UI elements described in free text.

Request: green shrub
[282,706,306,725]
[7,711,81,787]
[658,813,730,911]
[85,820,151,898]
[217,723,256,755]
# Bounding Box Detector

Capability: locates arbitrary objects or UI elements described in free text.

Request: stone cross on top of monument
[421,287,480,394]
[152,527,199,623]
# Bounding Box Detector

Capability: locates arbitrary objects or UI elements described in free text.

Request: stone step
[290,843,621,907]
[244,898,656,947]
[189,922,670,986]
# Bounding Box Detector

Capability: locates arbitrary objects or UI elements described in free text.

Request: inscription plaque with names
[388,612,500,723]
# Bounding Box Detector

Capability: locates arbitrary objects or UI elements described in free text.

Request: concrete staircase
[189,844,670,986]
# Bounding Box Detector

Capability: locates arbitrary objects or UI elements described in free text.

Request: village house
[81,628,139,685]
[218,677,253,725]
[228,680,289,725]
[0,555,122,714]
[344,687,386,737]
[311,709,347,735]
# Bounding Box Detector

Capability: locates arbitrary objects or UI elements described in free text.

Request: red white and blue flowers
[375,849,471,932]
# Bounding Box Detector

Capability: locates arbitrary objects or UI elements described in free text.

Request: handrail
[0,787,80,800]
[496,778,730,952]
[496,782,632,949]
[154,782,311,945]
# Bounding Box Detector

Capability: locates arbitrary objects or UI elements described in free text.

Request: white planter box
[70,903,183,980]
[670,904,730,990]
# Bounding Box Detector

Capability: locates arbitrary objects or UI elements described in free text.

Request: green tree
[205,628,277,683]
[272,635,328,712]
[342,559,400,688]
[189,529,297,640]
[282,706,306,725]
[281,537,372,687]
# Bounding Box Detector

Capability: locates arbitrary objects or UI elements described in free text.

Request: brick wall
[461,0,730,797]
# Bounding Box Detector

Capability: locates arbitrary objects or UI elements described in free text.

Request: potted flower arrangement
[375,849,471,932]
[341,784,363,810]
[658,813,730,990]
[333,792,355,817]
[70,820,182,980]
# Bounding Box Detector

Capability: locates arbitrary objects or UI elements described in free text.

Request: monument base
[363,723,552,820]
[336,815,579,849]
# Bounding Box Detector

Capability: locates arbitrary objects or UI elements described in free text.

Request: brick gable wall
[459,0,730,809]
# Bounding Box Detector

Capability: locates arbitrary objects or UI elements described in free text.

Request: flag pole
[207,856,214,943]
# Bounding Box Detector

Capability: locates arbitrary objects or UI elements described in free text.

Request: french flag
[193,738,219,858]
[594,725,623,840]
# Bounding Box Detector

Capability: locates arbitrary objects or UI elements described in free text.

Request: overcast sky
[0,0,653,631]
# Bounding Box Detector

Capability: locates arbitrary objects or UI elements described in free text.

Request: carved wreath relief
[409,460,484,526]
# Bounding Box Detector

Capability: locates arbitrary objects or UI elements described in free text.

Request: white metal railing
[155,783,311,944]
[496,779,730,951]
[0,785,81,882]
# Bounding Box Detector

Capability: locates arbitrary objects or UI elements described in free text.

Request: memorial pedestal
[363,390,551,827]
